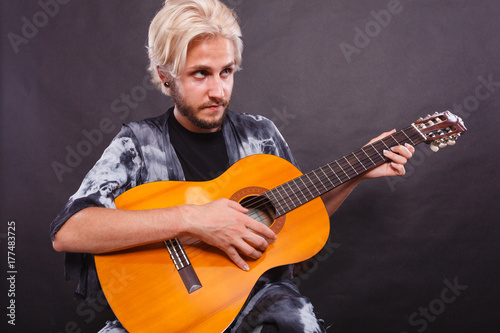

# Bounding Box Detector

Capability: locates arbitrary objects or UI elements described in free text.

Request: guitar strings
[227,128,420,217]
[170,127,423,264]
[247,127,422,216]
[275,129,423,213]
[178,208,267,259]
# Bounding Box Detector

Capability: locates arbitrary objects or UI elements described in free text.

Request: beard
[170,80,230,130]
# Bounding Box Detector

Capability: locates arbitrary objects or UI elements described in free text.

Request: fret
[290,178,308,206]
[388,134,400,146]
[380,139,391,151]
[360,147,375,166]
[326,163,343,184]
[401,128,416,145]
[299,175,314,200]
[285,181,303,208]
[272,186,291,213]
[274,185,292,213]
[348,153,365,174]
[265,189,282,215]
[319,166,336,189]
[335,160,350,180]
[352,150,367,171]
[305,173,321,196]
[343,155,358,176]
[369,143,384,161]
[312,169,329,192]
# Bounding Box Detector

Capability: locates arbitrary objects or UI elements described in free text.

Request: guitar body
[95,154,330,333]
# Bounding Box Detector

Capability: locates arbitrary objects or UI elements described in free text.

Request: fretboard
[264,125,426,217]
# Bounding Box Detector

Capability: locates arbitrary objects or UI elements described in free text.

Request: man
[50,0,414,332]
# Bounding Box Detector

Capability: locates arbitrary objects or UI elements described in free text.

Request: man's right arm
[52,199,277,271]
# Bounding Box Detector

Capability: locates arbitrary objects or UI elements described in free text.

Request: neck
[263,124,426,217]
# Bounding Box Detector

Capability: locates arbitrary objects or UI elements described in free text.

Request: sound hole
[240,195,276,227]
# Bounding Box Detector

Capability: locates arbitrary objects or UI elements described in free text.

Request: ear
[156,66,169,85]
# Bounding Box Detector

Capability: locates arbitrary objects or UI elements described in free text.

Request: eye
[193,70,208,79]
[221,67,233,77]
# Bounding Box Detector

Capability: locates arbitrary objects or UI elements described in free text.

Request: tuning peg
[435,139,447,149]
[430,142,440,152]
[447,134,460,146]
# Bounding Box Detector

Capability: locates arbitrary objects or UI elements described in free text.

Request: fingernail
[405,143,412,148]
[243,264,249,271]
[383,149,390,155]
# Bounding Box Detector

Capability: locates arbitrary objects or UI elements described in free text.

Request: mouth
[203,104,225,112]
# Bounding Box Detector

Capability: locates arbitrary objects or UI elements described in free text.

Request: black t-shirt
[168,113,229,181]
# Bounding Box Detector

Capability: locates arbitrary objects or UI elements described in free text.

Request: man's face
[171,35,235,133]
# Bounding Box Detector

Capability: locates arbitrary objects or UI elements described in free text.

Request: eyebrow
[187,62,235,72]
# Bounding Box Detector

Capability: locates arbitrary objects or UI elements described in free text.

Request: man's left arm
[321,130,415,216]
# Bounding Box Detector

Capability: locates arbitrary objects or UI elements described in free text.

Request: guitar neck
[264,124,426,217]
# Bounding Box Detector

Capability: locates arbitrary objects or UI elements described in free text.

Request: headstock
[414,111,467,152]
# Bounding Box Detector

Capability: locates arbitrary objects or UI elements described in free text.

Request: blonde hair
[147,0,243,95]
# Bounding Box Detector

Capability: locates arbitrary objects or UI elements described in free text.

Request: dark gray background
[2,0,499,332]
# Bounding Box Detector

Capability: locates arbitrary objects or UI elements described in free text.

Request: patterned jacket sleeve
[49,125,144,300]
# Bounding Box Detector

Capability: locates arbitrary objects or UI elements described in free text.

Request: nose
[208,75,224,100]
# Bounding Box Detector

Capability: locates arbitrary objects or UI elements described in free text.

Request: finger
[405,143,416,154]
[243,232,270,252]
[401,143,415,157]
[226,199,276,241]
[391,144,414,159]
[245,218,277,241]
[366,129,396,145]
[237,238,265,259]
[383,149,407,165]
[390,162,406,176]
[226,199,249,214]
[225,247,250,271]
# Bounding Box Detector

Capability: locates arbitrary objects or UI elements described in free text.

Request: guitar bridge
[164,239,202,294]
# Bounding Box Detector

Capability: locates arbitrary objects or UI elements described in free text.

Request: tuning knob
[448,134,459,145]
[430,142,440,152]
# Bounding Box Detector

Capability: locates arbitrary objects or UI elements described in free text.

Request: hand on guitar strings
[179,198,277,271]
[362,129,415,179]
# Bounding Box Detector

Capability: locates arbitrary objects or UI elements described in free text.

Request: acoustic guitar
[95,111,466,332]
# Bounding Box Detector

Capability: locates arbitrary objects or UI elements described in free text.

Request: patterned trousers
[98,281,325,333]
